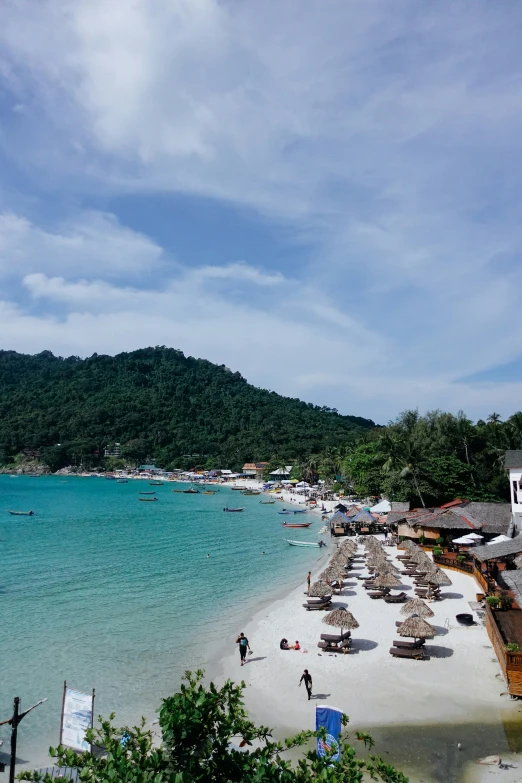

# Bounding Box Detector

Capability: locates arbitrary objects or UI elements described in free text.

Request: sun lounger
[320,631,351,642]
[383,592,407,603]
[395,620,403,627]
[389,646,425,660]
[393,638,425,649]
[368,591,386,598]
[303,598,332,610]
[318,639,351,654]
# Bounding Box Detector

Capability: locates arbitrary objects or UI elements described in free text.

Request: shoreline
[212,537,522,783]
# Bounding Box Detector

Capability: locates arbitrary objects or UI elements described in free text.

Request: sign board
[60,684,94,752]
[316,704,342,762]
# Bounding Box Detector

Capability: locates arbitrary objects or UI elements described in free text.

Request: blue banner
[316,705,342,762]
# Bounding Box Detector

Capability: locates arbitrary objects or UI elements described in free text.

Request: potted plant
[486,595,501,610]
[457,555,466,565]
[418,534,426,545]
[433,546,442,557]
[505,642,521,653]
[436,536,444,547]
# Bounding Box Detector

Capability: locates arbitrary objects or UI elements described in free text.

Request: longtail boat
[285,539,326,547]
[223,507,244,512]
[282,521,312,528]
[260,500,275,504]
[140,491,156,495]
[9,510,34,516]
[139,497,158,502]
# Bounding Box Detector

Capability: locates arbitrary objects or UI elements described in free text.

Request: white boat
[285,539,326,548]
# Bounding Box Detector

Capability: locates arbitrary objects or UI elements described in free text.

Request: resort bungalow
[269,466,293,482]
[387,500,512,543]
[242,462,269,480]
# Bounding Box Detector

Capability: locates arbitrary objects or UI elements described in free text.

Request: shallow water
[0,477,326,770]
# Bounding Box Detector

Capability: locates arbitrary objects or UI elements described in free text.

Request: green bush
[433,547,442,556]
[436,537,444,546]
[456,555,466,564]
[486,595,501,608]
[505,642,521,653]
[418,534,426,545]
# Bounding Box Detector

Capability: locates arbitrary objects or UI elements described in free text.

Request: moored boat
[140,491,156,495]
[149,481,164,486]
[242,490,261,495]
[259,500,275,504]
[282,521,312,528]
[184,488,200,494]
[203,491,215,495]
[223,507,244,512]
[117,479,128,483]
[285,539,326,547]
[139,497,158,502]
[9,510,34,516]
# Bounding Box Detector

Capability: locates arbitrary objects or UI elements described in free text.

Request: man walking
[306,571,311,594]
[235,632,250,666]
[299,669,313,700]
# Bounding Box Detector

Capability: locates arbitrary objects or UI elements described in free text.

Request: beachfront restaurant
[328,508,383,537]
[388,501,512,545]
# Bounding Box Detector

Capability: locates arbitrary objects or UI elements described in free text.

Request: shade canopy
[452,535,476,544]
[466,533,484,540]
[400,598,435,618]
[397,614,436,639]
[372,572,402,588]
[487,535,512,545]
[424,568,452,586]
[308,580,333,598]
[370,499,391,513]
[322,607,359,631]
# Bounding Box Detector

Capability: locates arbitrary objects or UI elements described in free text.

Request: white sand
[215,539,520,737]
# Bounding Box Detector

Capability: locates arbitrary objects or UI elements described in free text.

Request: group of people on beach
[235,633,312,699]
[279,638,300,650]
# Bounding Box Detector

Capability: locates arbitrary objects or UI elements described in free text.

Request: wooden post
[9,697,20,783]
[59,681,67,746]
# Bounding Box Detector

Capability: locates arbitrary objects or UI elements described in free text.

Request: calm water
[0,477,326,770]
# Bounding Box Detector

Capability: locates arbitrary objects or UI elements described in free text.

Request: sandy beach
[214,537,522,782]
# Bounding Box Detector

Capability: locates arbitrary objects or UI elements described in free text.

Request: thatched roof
[401,540,417,550]
[397,614,435,639]
[328,510,352,527]
[423,568,452,586]
[372,572,402,588]
[501,570,522,607]
[322,607,359,631]
[320,567,345,582]
[472,535,522,563]
[309,580,333,598]
[353,509,375,524]
[400,598,434,618]
[391,501,410,512]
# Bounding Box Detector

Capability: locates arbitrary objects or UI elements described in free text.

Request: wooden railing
[484,603,522,696]
[433,554,473,574]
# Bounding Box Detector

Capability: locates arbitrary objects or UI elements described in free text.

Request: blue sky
[1,0,522,423]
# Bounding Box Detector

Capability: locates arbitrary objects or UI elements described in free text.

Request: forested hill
[0,348,374,470]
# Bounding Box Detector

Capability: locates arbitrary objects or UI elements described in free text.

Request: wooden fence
[433,554,474,574]
[484,603,522,697]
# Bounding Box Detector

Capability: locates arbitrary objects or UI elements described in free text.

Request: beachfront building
[388,500,512,543]
[270,466,293,482]
[505,450,522,533]
[242,462,269,480]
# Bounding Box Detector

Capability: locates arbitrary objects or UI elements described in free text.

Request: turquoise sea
[0,476,327,770]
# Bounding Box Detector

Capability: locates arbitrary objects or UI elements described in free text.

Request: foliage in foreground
[18,671,408,783]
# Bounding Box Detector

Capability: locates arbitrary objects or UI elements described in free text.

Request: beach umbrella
[372,572,402,589]
[423,568,452,587]
[322,607,359,634]
[397,614,435,640]
[309,580,333,598]
[400,598,434,618]
[320,567,345,585]
[401,540,417,550]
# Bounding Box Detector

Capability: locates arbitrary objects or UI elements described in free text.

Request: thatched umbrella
[322,607,359,634]
[320,566,345,584]
[424,568,452,587]
[309,580,333,598]
[372,572,402,589]
[400,597,434,618]
[397,613,435,640]
[401,540,417,551]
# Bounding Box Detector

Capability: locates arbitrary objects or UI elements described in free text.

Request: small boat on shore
[285,539,326,547]
[9,510,35,516]
[223,507,244,512]
[282,521,312,528]
[139,497,158,502]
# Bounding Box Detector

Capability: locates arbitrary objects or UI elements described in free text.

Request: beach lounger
[303,599,332,611]
[368,591,386,599]
[395,620,403,627]
[317,639,351,654]
[389,646,424,660]
[393,639,425,649]
[383,592,407,603]
[320,631,351,642]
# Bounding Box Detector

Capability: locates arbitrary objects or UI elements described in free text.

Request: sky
[1,0,522,424]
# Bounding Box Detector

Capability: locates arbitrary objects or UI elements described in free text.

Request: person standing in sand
[299,669,313,700]
[306,571,311,594]
[236,632,251,666]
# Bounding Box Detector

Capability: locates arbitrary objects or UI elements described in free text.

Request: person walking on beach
[236,632,250,666]
[299,669,313,700]
[306,571,311,594]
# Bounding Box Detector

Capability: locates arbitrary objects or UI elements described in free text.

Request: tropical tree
[18,671,408,783]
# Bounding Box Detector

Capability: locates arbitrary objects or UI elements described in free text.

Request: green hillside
[0,347,374,470]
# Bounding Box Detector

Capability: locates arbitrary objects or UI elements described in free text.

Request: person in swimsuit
[236,632,250,665]
[306,571,311,594]
[299,669,313,700]
[292,640,301,650]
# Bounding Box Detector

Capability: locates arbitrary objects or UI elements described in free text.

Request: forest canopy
[0,347,373,470]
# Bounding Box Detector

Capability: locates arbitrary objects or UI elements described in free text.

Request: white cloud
[0,211,163,278]
[1,2,522,420]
